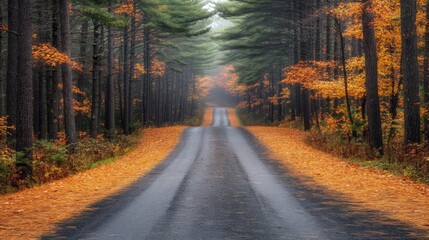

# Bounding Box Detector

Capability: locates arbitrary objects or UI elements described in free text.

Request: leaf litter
[0,126,186,240]
[248,126,429,234]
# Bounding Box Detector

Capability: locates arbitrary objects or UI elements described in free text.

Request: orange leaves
[150,59,166,78]
[194,76,213,100]
[0,117,14,161]
[248,126,429,232]
[114,1,134,16]
[32,43,82,71]
[0,126,186,240]
[134,63,146,78]
[114,0,142,20]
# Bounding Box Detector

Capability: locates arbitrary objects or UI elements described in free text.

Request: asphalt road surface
[45,108,428,239]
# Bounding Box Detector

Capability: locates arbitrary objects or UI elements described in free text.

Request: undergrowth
[0,129,139,194]
[240,113,429,185]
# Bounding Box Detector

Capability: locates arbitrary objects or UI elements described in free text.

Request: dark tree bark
[123,26,130,135]
[337,19,356,138]
[6,0,18,141]
[362,0,383,154]
[105,4,115,136]
[0,5,3,117]
[401,0,420,144]
[423,0,429,141]
[38,66,47,139]
[58,0,78,147]
[47,0,60,140]
[300,0,311,131]
[143,25,151,124]
[90,21,101,138]
[76,20,89,132]
[16,0,33,172]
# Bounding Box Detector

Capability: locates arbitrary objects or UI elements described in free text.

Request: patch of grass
[236,110,277,126]
[89,157,116,169]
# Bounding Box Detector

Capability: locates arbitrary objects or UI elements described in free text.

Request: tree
[105,2,115,136]
[58,0,78,147]
[401,0,420,144]
[6,0,18,141]
[362,0,383,154]
[16,0,33,174]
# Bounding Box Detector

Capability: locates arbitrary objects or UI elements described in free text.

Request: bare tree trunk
[58,0,77,147]
[423,0,429,141]
[47,0,60,140]
[362,0,383,154]
[6,0,18,141]
[123,26,130,134]
[90,20,100,138]
[105,3,115,137]
[401,0,420,144]
[337,19,356,138]
[76,20,89,132]
[16,0,33,175]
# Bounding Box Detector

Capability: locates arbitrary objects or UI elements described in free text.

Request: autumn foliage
[32,43,82,71]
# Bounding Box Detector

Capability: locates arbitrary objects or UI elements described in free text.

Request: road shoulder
[247,126,429,234]
[0,126,186,240]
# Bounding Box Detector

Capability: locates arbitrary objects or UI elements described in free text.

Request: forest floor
[248,126,429,233]
[0,126,186,240]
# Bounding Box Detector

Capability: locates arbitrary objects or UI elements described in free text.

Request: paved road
[45,108,427,239]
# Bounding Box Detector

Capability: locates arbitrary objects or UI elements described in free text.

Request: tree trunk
[123,26,130,134]
[58,0,78,147]
[47,0,60,140]
[76,20,89,132]
[90,20,100,138]
[338,20,356,138]
[6,0,18,141]
[16,0,33,175]
[143,25,151,124]
[401,0,421,144]
[105,4,115,137]
[423,0,429,141]
[362,0,383,154]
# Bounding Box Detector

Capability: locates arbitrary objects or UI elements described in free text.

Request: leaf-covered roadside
[0,126,186,240]
[0,123,138,194]
[248,126,429,233]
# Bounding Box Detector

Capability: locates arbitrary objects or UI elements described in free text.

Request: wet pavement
[44,108,428,239]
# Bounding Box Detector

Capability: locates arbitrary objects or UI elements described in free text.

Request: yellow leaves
[134,63,145,78]
[150,59,166,78]
[32,43,82,71]
[282,61,336,96]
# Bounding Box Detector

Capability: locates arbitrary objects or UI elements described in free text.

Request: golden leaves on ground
[227,108,241,127]
[201,108,213,126]
[0,126,186,240]
[248,126,429,233]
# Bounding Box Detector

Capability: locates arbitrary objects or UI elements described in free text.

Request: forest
[2,0,429,239]
[0,0,429,189]
[0,0,215,191]
[215,0,429,181]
